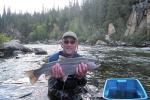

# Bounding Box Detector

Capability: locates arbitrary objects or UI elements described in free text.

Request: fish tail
[25,70,38,84]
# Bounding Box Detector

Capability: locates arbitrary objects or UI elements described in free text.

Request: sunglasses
[63,40,76,44]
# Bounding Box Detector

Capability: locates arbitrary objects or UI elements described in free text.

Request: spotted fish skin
[25,57,97,84]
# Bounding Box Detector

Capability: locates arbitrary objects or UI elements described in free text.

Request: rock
[0,52,4,57]
[83,85,103,99]
[48,39,57,44]
[3,40,31,52]
[105,35,111,42]
[116,41,127,46]
[95,40,107,45]
[33,48,47,55]
[108,23,116,35]
[35,41,41,44]
[0,40,32,58]
[13,50,24,56]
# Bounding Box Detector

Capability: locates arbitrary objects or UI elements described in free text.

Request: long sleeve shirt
[48,51,87,91]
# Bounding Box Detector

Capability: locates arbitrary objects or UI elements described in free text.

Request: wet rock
[95,40,107,45]
[83,85,103,99]
[115,41,127,46]
[33,48,47,55]
[13,50,24,56]
[0,51,4,57]
[0,40,32,58]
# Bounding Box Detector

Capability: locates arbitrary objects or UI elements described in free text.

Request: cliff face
[125,0,150,36]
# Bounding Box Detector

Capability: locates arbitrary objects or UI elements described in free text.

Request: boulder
[33,48,47,55]
[3,40,31,52]
[13,50,24,56]
[116,41,127,46]
[0,40,32,58]
[95,40,107,45]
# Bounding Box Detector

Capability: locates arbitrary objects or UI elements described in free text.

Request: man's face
[61,37,78,55]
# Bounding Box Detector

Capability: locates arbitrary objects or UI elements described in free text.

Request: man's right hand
[51,63,65,78]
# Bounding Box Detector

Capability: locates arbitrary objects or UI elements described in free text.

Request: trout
[25,57,97,84]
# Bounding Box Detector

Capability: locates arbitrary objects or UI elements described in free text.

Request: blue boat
[103,78,148,100]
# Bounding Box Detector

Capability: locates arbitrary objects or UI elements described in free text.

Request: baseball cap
[62,31,78,40]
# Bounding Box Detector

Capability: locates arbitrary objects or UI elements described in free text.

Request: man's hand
[51,63,65,78]
[76,62,88,79]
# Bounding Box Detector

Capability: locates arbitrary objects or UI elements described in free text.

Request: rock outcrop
[125,0,150,36]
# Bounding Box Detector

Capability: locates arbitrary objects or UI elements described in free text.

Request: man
[48,31,88,100]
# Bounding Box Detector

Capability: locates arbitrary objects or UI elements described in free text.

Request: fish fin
[25,70,38,84]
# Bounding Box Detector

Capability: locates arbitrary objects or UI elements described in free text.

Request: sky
[0,0,81,15]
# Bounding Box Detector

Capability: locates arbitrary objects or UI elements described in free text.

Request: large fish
[25,57,97,84]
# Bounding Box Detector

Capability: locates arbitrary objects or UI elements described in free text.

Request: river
[0,44,150,100]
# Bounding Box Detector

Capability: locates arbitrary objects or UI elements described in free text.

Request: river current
[0,44,150,100]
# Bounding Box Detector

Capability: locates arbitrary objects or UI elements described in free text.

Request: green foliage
[0,33,11,47]
[49,23,61,39]
[0,0,147,44]
[124,29,149,46]
[86,31,106,45]
[0,33,11,43]
[28,24,48,41]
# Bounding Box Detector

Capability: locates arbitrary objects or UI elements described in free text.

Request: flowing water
[0,44,150,100]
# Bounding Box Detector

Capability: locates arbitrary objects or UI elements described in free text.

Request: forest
[0,0,149,46]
